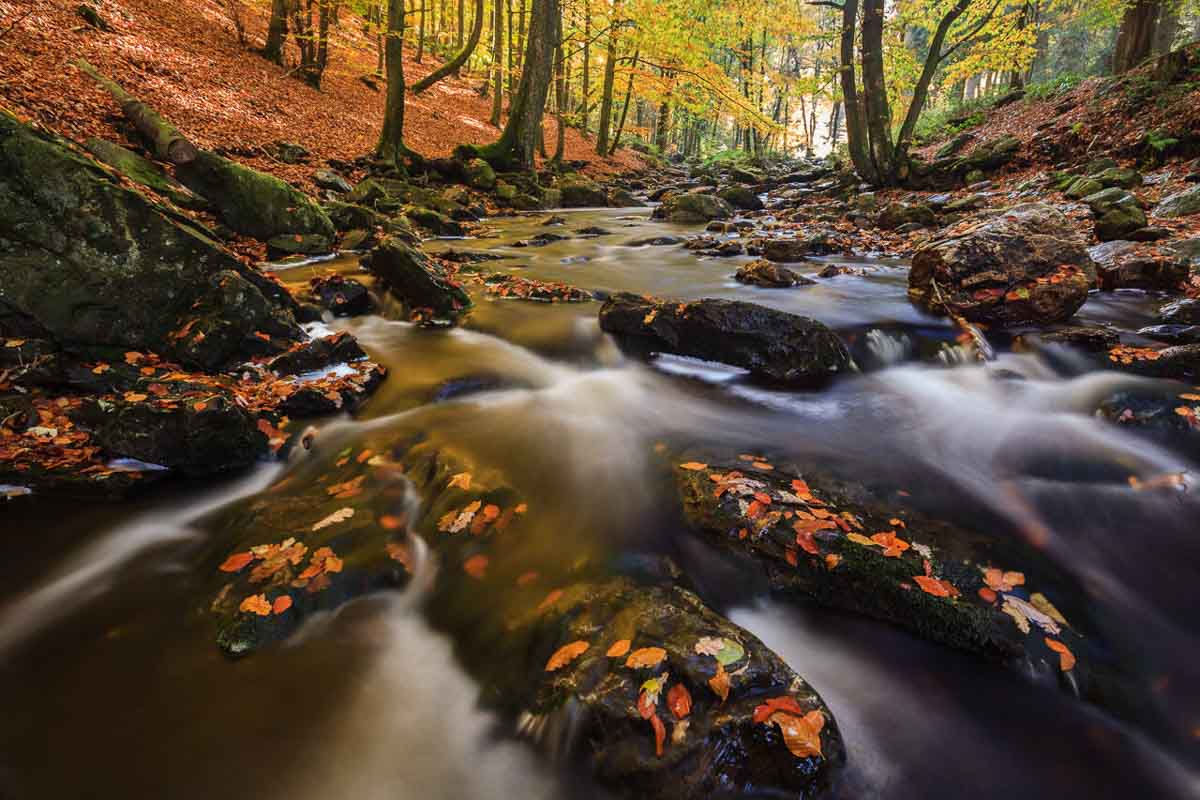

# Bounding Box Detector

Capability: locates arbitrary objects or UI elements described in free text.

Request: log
[74,59,199,165]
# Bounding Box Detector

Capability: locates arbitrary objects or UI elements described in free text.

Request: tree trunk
[457,0,464,49]
[1114,0,1160,72]
[490,0,504,126]
[75,59,199,165]
[263,0,290,64]
[411,0,484,93]
[580,0,591,133]
[463,0,560,170]
[1154,2,1179,54]
[860,0,894,181]
[416,0,426,62]
[376,0,408,164]
[838,0,876,182]
[608,48,637,155]
[595,6,619,156]
[552,15,566,163]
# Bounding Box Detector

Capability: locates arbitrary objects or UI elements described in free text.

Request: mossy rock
[361,236,471,318]
[463,157,496,190]
[175,150,334,241]
[558,172,607,207]
[654,192,734,223]
[84,138,205,209]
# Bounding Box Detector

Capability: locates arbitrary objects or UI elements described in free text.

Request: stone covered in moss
[361,237,472,319]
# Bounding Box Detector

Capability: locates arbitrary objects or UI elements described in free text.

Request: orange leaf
[379,514,406,530]
[272,595,293,614]
[913,575,957,598]
[650,713,667,757]
[768,711,825,759]
[219,552,254,572]
[978,587,998,604]
[626,646,668,669]
[708,663,730,702]
[1045,638,1076,671]
[448,472,472,490]
[679,462,708,471]
[753,696,806,724]
[982,568,1025,592]
[239,594,271,616]
[537,588,563,611]
[463,554,489,579]
[545,640,589,671]
[606,639,632,658]
[667,683,692,719]
[752,461,773,471]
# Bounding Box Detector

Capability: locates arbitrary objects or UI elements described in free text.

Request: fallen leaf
[913,574,957,598]
[606,639,632,658]
[312,507,354,530]
[667,683,692,719]
[1030,592,1069,627]
[272,595,293,614]
[768,710,825,759]
[752,696,807,723]
[463,554,489,578]
[239,594,271,616]
[448,472,472,490]
[679,462,708,471]
[626,646,668,669]
[1044,637,1076,671]
[694,636,744,665]
[545,640,589,671]
[982,567,1025,593]
[537,589,563,611]
[708,663,730,702]
[650,713,667,757]
[219,552,254,572]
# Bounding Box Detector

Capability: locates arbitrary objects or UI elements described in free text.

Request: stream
[2,207,1199,799]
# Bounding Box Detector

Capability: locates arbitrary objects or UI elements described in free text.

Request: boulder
[266,233,334,257]
[1159,298,1200,325]
[734,260,815,288]
[313,169,353,194]
[908,203,1095,326]
[728,166,764,184]
[878,202,937,230]
[308,275,375,317]
[1027,326,1119,352]
[654,192,734,224]
[1083,188,1147,242]
[463,158,496,191]
[761,236,836,262]
[0,112,302,371]
[1091,167,1142,189]
[718,185,764,211]
[1087,241,1188,291]
[175,150,335,241]
[608,187,641,207]
[599,293,851,385]
[559,173,607,207]
[324,200,387,233]
[83,138,204,208]
[625,235,684,247]
[407,207,466,237]
[1154,185,1200,218]
[361,237,472,319]
[935,131,974,159]
[1064,177,1103,200]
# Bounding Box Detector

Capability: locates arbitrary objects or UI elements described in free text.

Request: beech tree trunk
[838,0,876,183]
[608,48,637,155]
[75,59,199,165]
[580,0,591,133]
[595,9,619,156]
[463,0,560,170]
[490,0,503,126]
[1114,0,1160,72]
[412,0,484,93]
[263,0,290,64]
[375,0,408,164]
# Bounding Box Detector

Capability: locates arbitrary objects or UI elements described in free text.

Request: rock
[308,275,374,317]
[176,150,335,241]
[1159,298,1200,325]
[1110,343,1200,381]
[76,3,111,30]
[1137,324,1200,344]
[654,192,734,224]
[728,166,764,184]
[494,181,517,201]
[576,226,612,236]
[270,141,310,164]
[204,438,843,797]
[908,203,1095,326]
[266,233,334,257]
[1097,388,1200,457]
[734,260,815,288]
[1091,167,1142,189]
[608,187,641,207]
[1064,177,1103,200]
[75,388,264,476]
[598,293,851,385]
[718,185,764,211]
[1128,226,1172,242]
[935,131,975,159]
[761,239,813,263]
[313,169,353,194]
[361,237,472,319]
[0,112,302,371]
[671,455,1116,701]
[84,138,204,208]
[877,202,937,230]
[943,193,987,213]
[1083,188,1147,242]
[1166,237,1200,265]
[407,207,465,237]
[855,192,879,211]
[1027,326,1119,352]
[558,173,607,207]
[463,158,496,190]
[324,200,386,233]
[264,332,366,376]
[540,187,562,208]
[625,236,684,247]
[1154,185,1200,218]
[1087,241,1187,291]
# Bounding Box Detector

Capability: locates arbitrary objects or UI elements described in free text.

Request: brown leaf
[626,646,668,669]
[708,663,730,702]
[272,594,293,614]
[239,593,271,616]
[667,683,692,719]
[219,552,254,573]
[768,710,825,759]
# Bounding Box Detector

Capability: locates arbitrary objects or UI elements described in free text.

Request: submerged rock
[362,237,472,320]
[1088,241,1188,291]
[908,203,1094,326]
[559,173,607,207]
[598,294,851,385]
[307,275,375,317]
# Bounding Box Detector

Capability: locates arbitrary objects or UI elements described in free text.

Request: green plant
[1023,73,1085,101]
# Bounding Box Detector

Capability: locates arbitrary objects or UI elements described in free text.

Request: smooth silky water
[2,208,1197,799]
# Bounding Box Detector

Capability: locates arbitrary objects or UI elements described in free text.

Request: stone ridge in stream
[205,435,843,799]
[669,455,1151,724]
[599,293,852,385]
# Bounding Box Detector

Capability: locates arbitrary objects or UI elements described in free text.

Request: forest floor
[0,0,645,194]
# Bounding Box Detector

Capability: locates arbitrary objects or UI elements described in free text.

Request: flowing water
[2,207,1198,799]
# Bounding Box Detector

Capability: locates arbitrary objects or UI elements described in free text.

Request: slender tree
[490,0,504,125]
[376,0,409,164]
[412,0,485,92]
[595,6,620,155]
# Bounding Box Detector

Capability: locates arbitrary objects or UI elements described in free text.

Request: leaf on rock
[463,554,488,579]
[650,712,667,758]
[626,646,668,669]
[272,595,293,614]
[982,567,1025,593]
[679,462,708,471]
[219,552,254,573]
[545,640,589,671]
[312,507,354,531]
[239,593,271,616]
[768,710,825,759]
[448,472,472,490]
[708,663,730,702]
[1044,637,1076,671]
[606,639,632,658]
[1030,592,1069,627]
[667,683,692,719]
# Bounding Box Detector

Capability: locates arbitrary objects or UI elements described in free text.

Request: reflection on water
[2,208,1197,799]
